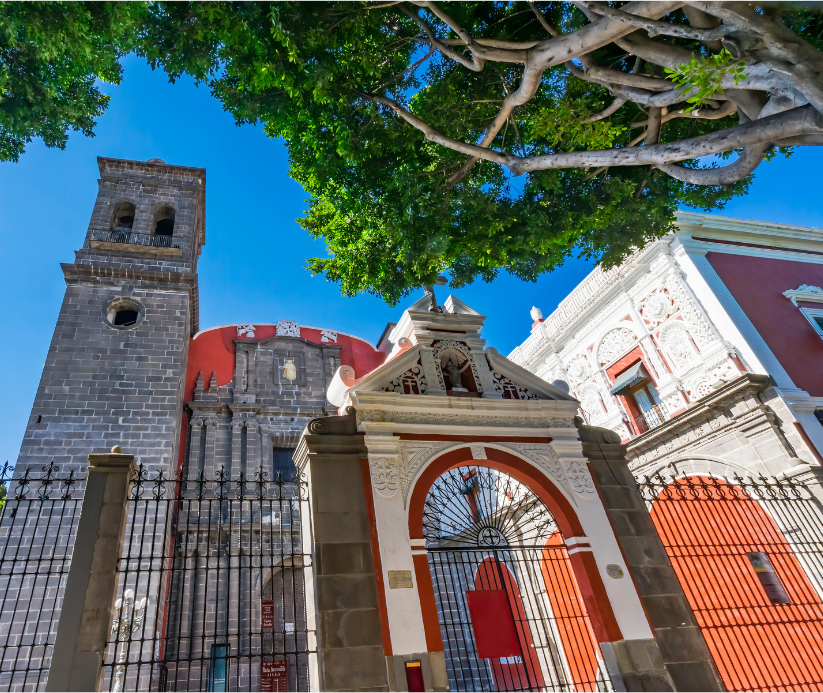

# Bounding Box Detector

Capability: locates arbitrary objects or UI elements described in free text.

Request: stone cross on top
[423,275,448,312]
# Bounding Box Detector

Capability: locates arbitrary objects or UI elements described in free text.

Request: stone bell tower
[16,157,205,476]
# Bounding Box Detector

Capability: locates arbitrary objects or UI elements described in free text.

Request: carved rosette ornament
[370,456,401,498]
[275,319,300,337]
[597,328,637,366]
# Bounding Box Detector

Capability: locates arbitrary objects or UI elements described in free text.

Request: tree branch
[361,92,822,179]
[655,142,769,184]
[688,1,823,113]
[578,1,728,41]
[415,1,530,63]
[582,96,627,123]
[569,54,674,91]
[510,104,823,174]
[631,99,737,127]
[528,1,560,37]
[529,1,684,68]
[399,5,484,71]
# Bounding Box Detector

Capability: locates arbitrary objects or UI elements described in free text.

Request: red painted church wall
[184,324,385,402]
[705,252,823,395]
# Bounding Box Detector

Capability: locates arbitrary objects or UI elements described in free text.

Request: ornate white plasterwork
[578,383,608,425]
[320,329,338,343]
[237,324,256,338]
[470,445,487,460]
[597,327,637,366]
[565,355,591,387]
[383,365,428,395]
[399,441,454,503]
[276,320,300,337]
[369,456,401,498]
[783,284,823,306]
[499,443,597,503]
[565,459,596,497]
[640,292,672,325]
[356,409,575,430]
[659,322,699,371]
[491,372,539,400]
[420,347,446,391]
[664,274,718,349]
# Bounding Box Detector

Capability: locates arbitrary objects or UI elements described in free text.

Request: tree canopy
[2,2,822,304]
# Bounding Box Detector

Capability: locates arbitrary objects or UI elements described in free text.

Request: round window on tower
[104,297,146,330]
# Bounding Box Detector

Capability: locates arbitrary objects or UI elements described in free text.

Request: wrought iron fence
[90,229,179,249]
[102,465,315,692]
[0,462,85,692]
[640,466,823,692]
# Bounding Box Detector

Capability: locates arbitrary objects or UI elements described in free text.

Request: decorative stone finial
[530,306,543,321]
[111,445,122,453]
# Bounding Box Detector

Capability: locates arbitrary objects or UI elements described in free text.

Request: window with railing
[90,228,180,249]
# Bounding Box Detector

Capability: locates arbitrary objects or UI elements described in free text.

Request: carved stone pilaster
[369,456,401,498]
[419,346,447,396]
[477,351,503,398]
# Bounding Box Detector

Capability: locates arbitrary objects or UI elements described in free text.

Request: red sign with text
[261,660,288,692]
[261,600,274,630]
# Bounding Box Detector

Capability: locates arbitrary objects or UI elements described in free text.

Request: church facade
[510,212,823,691]
[3,158,823,693]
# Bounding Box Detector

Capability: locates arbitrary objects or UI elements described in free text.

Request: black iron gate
[103,465,315,692]
[640,466,823,692]
[424,466,612,692]
[0,462,84,692]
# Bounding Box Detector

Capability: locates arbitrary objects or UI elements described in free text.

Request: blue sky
[0,54,821,466]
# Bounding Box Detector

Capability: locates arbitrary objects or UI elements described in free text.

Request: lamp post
[111,589,146,692]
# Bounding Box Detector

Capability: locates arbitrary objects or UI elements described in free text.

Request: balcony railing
[90,228,179,249]
[634,403,668,433]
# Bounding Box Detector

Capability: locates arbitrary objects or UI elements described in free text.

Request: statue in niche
[283,359,297,381]
[444,354,468,391]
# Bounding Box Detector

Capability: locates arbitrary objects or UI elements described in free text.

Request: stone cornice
[626,373,770,457]
[351,390,580,437]
[62,262,197,287]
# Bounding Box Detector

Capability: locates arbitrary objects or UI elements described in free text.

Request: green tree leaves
[0,2,144,161]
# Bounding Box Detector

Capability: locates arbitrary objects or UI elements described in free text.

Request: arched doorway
[423,465,612,692]
[646,473,823,692]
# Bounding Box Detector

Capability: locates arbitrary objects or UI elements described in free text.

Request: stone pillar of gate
[362,434,449,693]
[578,423,724,692]
[294,410,391,692]
[46,447,135,693]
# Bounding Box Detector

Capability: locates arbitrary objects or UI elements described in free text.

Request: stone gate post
[46,447,135,692]
[294,410,391,692]
[578,423,724,692]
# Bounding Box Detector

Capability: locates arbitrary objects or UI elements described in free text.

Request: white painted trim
[567,546,594,555]
[672,238,796,388]
[799,307,823,338]
[563,536,590,547]
[784,287,823,306]
[192,321,375,347]
[684,240,823,265]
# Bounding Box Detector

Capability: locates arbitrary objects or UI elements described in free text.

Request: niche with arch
[154,206,175,237]
[111,201,136,230]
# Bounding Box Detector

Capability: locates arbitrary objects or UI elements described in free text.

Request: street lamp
[111,589,146,692]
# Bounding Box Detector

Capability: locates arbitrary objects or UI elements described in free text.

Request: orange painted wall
[705,251,823,395]
[540,532,603,689]
[650,477,823,692]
